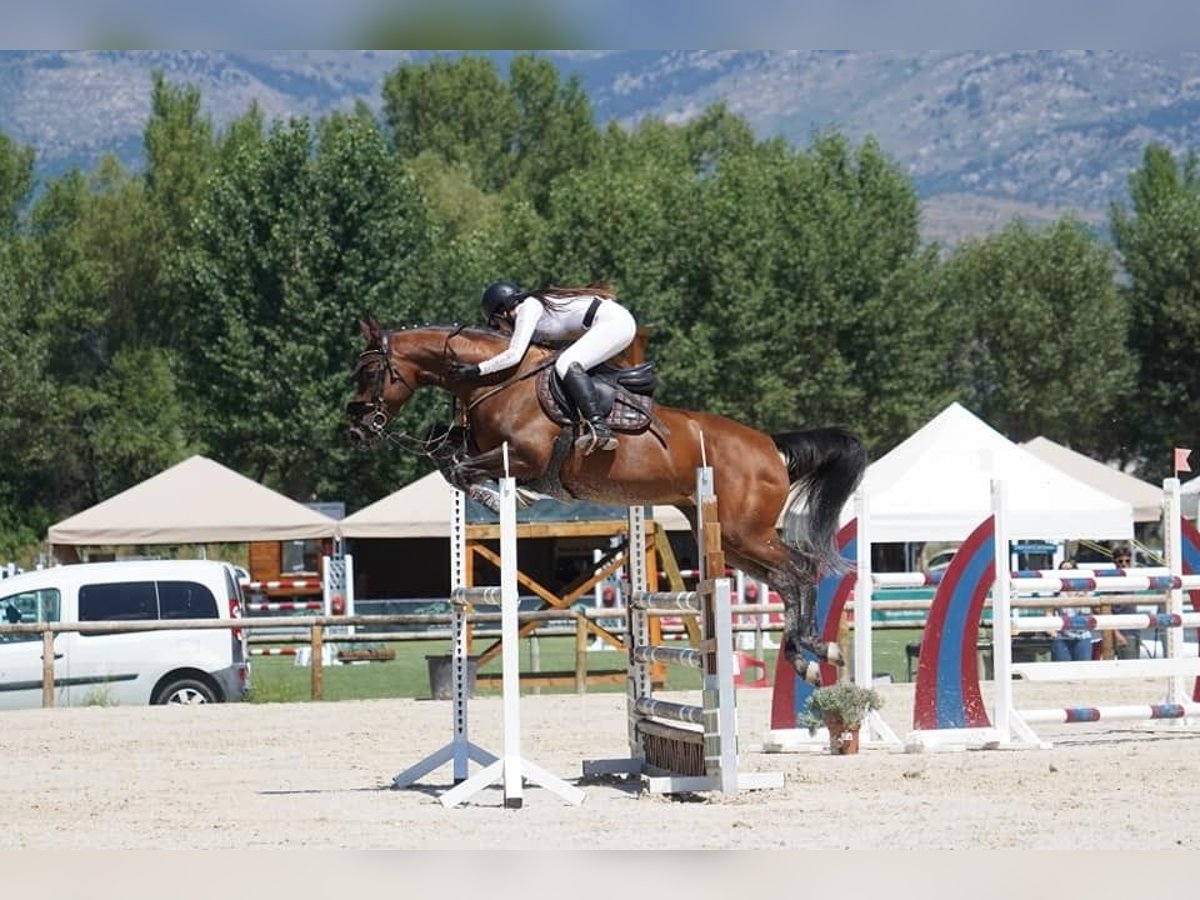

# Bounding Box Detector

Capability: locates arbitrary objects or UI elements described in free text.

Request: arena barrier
[393,463,585,809]
[908,477,1200,750]
[242,556,354,664]
[582,467,784,794]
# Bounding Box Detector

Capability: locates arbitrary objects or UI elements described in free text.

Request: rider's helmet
[480,281,524,321]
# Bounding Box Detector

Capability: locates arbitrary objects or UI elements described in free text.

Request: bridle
[347,333,414,441]
[347,324,554,449]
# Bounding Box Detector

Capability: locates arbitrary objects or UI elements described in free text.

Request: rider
[447,280,637,454]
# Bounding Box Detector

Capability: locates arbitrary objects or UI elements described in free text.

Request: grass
[244,627,929,703]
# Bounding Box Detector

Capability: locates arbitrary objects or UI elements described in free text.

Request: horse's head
[345,317,423,444]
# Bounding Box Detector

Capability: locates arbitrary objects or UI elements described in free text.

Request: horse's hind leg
[724,536,839,685]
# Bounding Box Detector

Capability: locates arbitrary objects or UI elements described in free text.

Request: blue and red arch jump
[912,517,996,730]
[769,520,857,730]
[1182,517,1200,702]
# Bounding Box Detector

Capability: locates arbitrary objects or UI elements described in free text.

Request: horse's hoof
[824,642,844,666]
[799,659,822,685]
[467,484,502,513]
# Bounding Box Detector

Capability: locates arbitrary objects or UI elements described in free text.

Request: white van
[0,560,249,709]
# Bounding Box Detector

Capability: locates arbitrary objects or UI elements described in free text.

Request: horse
[345,317,866,682]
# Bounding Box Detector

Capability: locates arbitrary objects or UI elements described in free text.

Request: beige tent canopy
[337,470,691,539]
[47,455,338,547]
[1022,436,1164,523]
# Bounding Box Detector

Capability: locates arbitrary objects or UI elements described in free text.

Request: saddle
[536,360,659,433]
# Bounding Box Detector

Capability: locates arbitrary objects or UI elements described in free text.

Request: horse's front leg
[443,445,505,490]
[447,445,545,512]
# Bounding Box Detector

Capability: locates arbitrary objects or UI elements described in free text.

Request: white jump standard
[393,468,585,808]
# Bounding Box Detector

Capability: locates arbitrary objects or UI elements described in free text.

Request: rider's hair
[533,280,616,313]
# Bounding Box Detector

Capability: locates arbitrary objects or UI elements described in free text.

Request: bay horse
[345,318,865,682]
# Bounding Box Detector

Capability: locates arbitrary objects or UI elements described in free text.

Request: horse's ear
[359,316,382,348]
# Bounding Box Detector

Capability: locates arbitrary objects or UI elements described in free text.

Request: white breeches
[553,302,638,377]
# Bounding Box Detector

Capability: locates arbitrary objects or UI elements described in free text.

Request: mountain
[5,50,1200,242]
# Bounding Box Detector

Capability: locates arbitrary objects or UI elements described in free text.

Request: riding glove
[446,361,481,381]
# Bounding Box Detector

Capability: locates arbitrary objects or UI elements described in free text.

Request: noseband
[349,335,411,438]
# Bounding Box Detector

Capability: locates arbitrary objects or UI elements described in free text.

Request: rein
[441,326,559,415]
[462,356,557,414]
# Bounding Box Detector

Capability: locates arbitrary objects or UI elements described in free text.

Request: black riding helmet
[480,281,525,320]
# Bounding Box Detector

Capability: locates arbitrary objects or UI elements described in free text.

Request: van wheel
[156,678,217,705]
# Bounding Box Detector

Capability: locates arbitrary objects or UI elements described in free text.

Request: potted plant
[798,681,884,755]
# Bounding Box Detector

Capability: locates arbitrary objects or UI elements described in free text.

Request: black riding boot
[561,362,617,453]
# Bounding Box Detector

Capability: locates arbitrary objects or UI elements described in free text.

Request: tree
[940,218,1133,456]
[176,113,440,508]
[506,54,599,213]
[1111,143,1200,478]
[0,130,35,237]
[382,53,600,213]
[144,71,216,240]
[382,54,516,191]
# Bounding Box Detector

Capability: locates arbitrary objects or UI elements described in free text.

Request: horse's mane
[387,323,561,354]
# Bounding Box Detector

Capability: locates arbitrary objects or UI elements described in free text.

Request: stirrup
[575,421,617,455]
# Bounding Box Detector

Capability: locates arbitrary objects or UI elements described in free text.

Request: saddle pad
[536,368,655,433]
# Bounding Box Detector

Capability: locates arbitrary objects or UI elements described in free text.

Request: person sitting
[1050,557,1097,662]
[1108,545,1140,659]
[446,280,637,454]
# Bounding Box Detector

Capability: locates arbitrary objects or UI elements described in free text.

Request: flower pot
[823,713,861,755]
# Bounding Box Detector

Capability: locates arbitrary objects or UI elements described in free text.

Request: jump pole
[907,477,1200,750]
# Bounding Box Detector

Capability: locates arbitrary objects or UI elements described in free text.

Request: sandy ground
[4,676,1200,850]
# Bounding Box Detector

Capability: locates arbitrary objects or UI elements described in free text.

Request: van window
[79,581,157,622]
[0,588,61,643]
[159,580,218,619]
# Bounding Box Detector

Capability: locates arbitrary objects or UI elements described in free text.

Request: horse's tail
[772,427,867,575]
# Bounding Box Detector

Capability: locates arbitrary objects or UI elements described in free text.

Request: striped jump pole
[583,467,784,794]
[240,553,355,650]
[1019,703,1200,724]
[909,476,1200,750]
[245,600,325,613]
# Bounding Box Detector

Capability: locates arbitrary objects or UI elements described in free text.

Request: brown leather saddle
[536,360,659,433]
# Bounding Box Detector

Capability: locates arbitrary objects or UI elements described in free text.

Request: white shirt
[476,294,605,376]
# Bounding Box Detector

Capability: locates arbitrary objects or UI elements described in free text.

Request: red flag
[1176,447,1193,473]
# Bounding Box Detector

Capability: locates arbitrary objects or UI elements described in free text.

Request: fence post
[310,623,324,700]
[41,628,55,708]
[575,614,588,694]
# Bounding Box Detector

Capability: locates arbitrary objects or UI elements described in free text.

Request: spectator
[1108,545,1140,660]
[1050,558,1096,662]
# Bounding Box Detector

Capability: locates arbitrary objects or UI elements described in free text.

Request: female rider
[447,280,637,454]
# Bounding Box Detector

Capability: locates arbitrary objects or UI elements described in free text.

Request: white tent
[843,403,1133,542]
[338,470,691,539]
[1022,436,1164,523]
[1181,474,1200,519]
[47,455,338,547]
